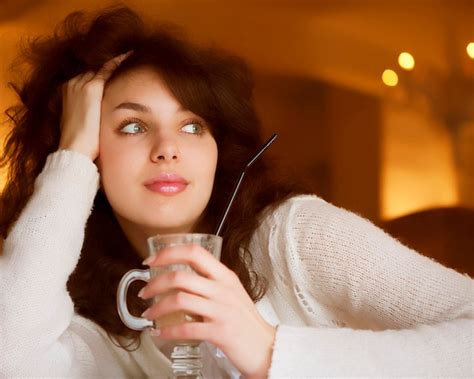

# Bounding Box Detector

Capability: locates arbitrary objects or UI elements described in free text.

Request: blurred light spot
[398,52,415,70]
[382,69,398,87]
[467,42,474,59]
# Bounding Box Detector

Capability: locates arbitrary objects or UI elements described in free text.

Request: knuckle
[227,269,240,284]
[64,81,76,93]
[83,80,101,93]
[169,270,182,285]
[82,81,95,91]
[174,291,187,307]
[68,75,79,84]
[188,246,201,261]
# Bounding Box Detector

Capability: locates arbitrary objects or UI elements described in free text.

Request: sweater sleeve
[266,196,473,377]
[0,150,102,376]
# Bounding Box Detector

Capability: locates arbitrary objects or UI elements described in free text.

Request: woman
[0,6,472,378]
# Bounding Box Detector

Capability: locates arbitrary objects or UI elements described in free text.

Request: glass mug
[117,233,223,378]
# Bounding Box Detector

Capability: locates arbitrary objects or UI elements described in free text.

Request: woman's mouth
[144,174,189,195]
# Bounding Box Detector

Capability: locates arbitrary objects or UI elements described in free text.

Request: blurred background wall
[1,0,473,226]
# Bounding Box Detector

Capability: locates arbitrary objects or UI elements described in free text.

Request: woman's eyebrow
[113,102,152,113]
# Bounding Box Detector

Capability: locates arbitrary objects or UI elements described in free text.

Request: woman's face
[98,66,218,251]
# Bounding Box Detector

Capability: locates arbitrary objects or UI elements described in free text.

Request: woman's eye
[181,122,203,135]
[119,122,145,135]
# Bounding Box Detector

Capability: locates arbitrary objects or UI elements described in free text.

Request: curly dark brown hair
[0,5,307,349]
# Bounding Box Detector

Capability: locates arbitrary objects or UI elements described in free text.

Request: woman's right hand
[58,51,132,161]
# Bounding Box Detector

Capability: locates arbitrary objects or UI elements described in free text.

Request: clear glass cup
[117,233,223,379]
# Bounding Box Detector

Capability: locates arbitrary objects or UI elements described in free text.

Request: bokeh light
[467,42,474,59]
[398,52,415,70]
[382,69,399,86]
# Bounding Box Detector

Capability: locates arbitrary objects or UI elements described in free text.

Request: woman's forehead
[107,66,162,88]
[103,67,172,103]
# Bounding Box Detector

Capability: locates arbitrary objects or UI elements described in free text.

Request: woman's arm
[263,195,473,377]
[0,150,102,376]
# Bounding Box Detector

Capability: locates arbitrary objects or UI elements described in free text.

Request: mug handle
[116,269,153,330]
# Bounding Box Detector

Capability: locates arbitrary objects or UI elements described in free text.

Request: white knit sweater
[0,150,472,378]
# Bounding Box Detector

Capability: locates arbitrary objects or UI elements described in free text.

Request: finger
[76,71,96,87]
[139,270,218,300]
[70,70,94,83]
[72,71,95,90]
[61,71,93,95]
[146,244,234,283]
[94,50,133,82]
[142,270,251,309]
[143,291,219,322]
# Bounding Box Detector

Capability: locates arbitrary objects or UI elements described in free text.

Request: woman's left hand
[139,244,276,379]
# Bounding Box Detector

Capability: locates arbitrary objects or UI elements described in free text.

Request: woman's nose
[150,136,180,163]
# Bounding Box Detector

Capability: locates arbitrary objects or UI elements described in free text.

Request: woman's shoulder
[259,194,328,226]
[278,193,326,208]
[255,193,384,249]
[262,193,384,232]
[250,194,329,251]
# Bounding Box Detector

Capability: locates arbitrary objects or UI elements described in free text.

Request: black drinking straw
[215,133,278,236]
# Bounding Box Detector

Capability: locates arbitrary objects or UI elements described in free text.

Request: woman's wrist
[57,141,97,161]
[247,323,276,379]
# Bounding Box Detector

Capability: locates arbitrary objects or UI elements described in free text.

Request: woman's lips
[144,174,188,195]
[145,181,188,195]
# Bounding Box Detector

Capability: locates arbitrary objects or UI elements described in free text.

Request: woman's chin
[141,222,195,236]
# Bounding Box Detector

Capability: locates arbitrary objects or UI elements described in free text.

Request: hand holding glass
[117,233,222,378]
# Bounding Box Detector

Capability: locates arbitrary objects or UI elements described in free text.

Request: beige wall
[456,122,474,207]
[381,104,459,219]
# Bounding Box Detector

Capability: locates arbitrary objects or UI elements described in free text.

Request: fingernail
[138,288,145,298]
[141,309,150,318]
[142,256,154,266]
[150,328,161,337]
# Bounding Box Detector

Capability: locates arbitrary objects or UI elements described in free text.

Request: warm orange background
[1,0,473,222]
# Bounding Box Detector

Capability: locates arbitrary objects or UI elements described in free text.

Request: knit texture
[1,150,472,377]
[251,196,473,377]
